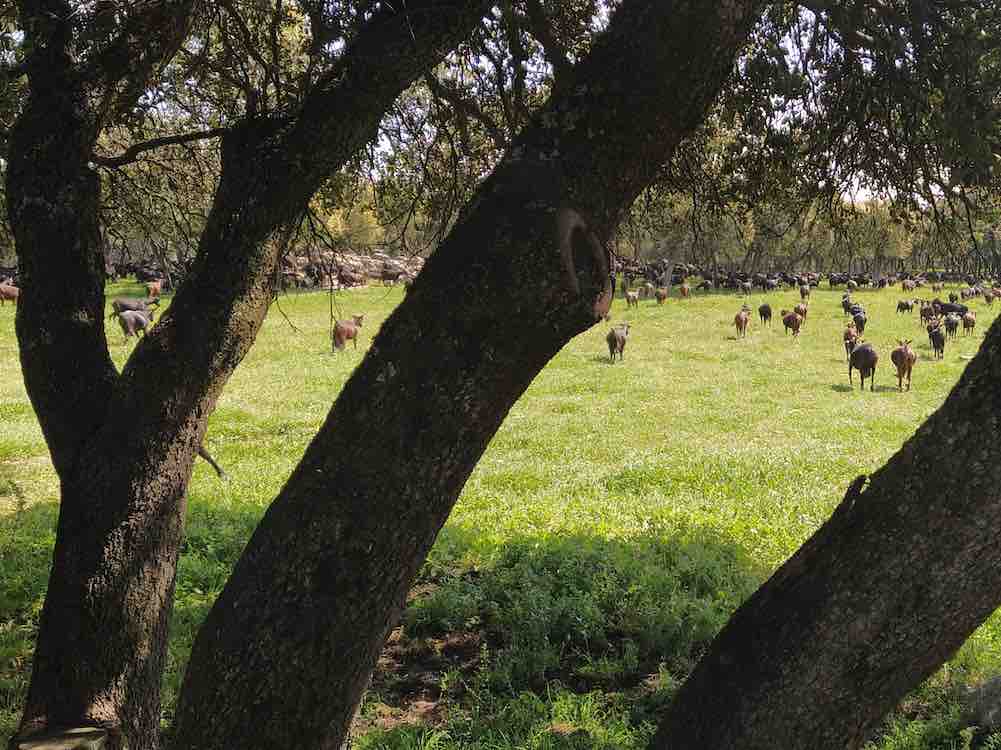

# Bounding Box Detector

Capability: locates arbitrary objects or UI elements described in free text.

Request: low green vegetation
[3,281,1001,748]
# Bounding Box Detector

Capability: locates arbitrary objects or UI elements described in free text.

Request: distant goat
[116,309,154,341]
[896,299,913,314]
[848,340,878,391]
[109,296,160,318]
[944,313,960,339]
[843,323,859,362]
[963,311,976,335]
[734,308,750,338]
[794,302,808,323]
[781,310,802,337]
[146,279,163,298]
[654,287,668,304]
[606,323,630,362]
[799,284,810,300]
[625,291,640,308]
[852,311,867,334]
[332,314,365,351]
[0,283,19,306]
[758,303,772,326]
[890,340,916,391]
[927,321,945,359]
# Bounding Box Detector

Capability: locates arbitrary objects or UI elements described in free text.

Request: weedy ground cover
[2,281,1000,748]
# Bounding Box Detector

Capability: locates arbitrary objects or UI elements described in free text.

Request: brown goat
[793,301,808,324]
[654,287,669,304]
[0,283,19,306]
[890,340,916,391]
[146,279,163,298]
[679,284,690,298]
[734,309,750,338]
[843,323,859,362]
[781,310,802,336]
[606,323,630,362]
[332,314,365,351]
[963,311,976,335]
[625,290,640,308]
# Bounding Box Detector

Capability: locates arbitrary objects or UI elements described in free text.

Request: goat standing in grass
[891,340,917,391]
[849,340,878,391]
[606,323,630,362]
[332,314,365,352]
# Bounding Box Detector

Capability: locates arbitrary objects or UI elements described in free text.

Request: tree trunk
[652,320,1001,749]
[9,3,492,748]
[172,3,764,748]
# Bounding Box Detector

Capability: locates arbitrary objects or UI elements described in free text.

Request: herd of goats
[605,268,997,393]
[1,263,997,394]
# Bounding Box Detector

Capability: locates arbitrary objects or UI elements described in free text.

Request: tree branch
[523,0,572,82]
[92,128,229,168]
[424,72,507,150]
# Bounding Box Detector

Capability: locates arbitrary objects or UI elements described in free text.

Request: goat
[679,283,690,298]
[146,279,163,298]
[758,303,772,326]
[625,290,640,308]
[927,320,945,359]
[799,284,811,300]
[654,287,668,304]
[116,309,154,341]
[852,311,867,334]
[0,283,19,306]
[781,310,802,336]
[963,311,976,335]
[606,323,630,362]
[332,314,365,351]
[843,323,859,362]
[848,340,878,391]
[890,340,916,391]
[944,313,960,339]
[734,309,750,338]
[896,299,913,314]
[794,302,808,323]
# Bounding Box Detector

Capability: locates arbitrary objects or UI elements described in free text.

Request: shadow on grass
[3,499,763,748]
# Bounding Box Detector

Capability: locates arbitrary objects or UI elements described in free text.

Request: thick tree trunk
[173,3,764,749]
[9,3,490,749]
[652,319,1001,749]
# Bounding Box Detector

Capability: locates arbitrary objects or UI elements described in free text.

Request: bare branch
[92,128,228,168]
[522,0,572,82]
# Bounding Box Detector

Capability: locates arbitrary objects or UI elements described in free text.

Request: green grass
[2,281,1001,748]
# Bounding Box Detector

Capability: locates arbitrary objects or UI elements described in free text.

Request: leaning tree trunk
[172,3,764,749]
[8,2,491,749]
[651,316,1001,749]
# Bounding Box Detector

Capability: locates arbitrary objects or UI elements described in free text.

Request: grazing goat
[0,283,19,306]
[625,290,640,308]
[963,311,976,335]
[606,323,630,362]
[896,299,913,314]
[852,311,867,334]
[758,303,772,326]
[781,310,802,336]
[116,309,154,341]
[654,287,668,305]
[848,340,878,391]
[332,314,365,351]
[890,340,917,391]
[927,321,945,359]
[944,313,960,339]
[843,323,859,362]
[734,308,750,338]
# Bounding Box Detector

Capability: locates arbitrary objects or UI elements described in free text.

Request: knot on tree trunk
[555,207,611,320]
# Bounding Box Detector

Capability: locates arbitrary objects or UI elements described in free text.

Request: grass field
[3,280,1001,749]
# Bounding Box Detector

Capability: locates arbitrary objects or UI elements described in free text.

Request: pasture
[2,281,1001,749]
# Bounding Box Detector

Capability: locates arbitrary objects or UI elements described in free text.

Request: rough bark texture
[173,3,763,749]
[9,2,490,749]
[652,318,1001,749]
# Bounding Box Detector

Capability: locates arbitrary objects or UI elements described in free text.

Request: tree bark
[173,3,764,749]
[652,319,1001,749]
[9,2,491,749]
